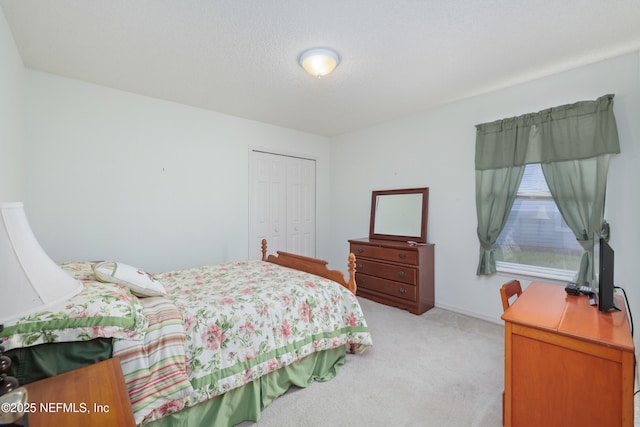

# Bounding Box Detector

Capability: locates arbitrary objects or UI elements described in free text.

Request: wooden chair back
[500,280,522,312]
[500,279,522,425]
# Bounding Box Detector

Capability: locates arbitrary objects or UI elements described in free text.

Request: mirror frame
[369,187,429,243]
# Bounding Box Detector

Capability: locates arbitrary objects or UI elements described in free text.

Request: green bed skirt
[6,338,113,385]
[147,346,347,427]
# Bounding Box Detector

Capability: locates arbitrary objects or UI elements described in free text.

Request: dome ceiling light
[299,48,340,78]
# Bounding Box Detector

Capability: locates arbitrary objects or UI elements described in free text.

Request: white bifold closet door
[249,151,316,260]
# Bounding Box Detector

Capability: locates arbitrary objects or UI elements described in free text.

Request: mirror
[369,187,429,243]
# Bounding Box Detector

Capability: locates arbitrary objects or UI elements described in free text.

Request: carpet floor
[239,298,505,426]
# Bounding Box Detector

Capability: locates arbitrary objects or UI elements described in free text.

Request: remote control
[564,283,580,295]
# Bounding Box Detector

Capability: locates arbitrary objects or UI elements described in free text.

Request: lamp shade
[0,203,82,324]
[299,48,340,77]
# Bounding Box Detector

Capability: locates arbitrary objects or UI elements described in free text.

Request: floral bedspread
[138,260,372,424]
[1,259,372,426]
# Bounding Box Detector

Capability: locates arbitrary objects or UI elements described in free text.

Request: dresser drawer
[355,259,416,285]
[350,243,418,265]
[356,273,416,302]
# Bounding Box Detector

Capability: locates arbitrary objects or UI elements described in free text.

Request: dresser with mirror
[349,187,434,315]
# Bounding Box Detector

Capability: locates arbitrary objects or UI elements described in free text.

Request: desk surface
[23,358,135,427]
[502,282,634,352]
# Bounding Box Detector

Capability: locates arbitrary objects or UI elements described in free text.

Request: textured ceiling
[2,0,640,136]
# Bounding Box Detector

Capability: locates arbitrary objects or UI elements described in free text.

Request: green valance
[475,94,620,171]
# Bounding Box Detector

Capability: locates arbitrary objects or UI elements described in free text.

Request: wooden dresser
[502,282,635,427]
[349,238,434,315]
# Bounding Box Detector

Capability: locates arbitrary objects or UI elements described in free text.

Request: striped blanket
[113,298,193,425]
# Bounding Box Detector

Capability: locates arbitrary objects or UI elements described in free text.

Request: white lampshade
[299,48,340,78]
[0,202,83,324]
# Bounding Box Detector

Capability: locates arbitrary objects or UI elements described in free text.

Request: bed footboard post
[349,253,359,354]
[347,252,357,294]
[261,239,267,261]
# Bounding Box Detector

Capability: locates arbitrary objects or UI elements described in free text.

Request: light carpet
[238,298,505,427]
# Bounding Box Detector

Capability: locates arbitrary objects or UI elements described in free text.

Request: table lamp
[0,202,84,425]
[0,202,83,325]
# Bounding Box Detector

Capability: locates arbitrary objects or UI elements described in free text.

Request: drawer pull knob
[357,248,365,253]
[397,271,406,278]
[398,253,407,259]
[399,288,406,294]
[357,263,364,269]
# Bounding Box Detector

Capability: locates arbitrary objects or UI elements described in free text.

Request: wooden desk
[22,358,135,427]
[502,282,635,427]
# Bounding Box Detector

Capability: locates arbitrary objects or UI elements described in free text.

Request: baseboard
[434,302,503,326]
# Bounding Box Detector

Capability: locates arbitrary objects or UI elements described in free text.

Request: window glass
[494,164,583,273]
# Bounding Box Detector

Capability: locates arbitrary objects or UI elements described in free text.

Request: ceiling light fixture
[299,48,340,78]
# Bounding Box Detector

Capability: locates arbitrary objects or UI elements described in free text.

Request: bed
[1,240,372,426]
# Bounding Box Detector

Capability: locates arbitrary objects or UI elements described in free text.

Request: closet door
[249,151,315,259]
[251,151,287,258]
[286,157,315,256]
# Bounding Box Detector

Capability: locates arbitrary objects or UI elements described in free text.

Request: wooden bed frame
[260,239,358,295]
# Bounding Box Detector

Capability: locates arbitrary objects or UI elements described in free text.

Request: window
[494,164,583,279]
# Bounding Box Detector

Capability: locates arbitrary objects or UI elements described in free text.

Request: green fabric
[475,94,620,170]
[190,326,367,391]
[147,346,346,427]
[475,166,524,275]
[541,156,611,286]
[6,338,113,385]
[474,94,619,276]
[2,316,136,336]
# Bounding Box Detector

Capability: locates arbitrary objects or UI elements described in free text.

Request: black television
[593,234,620,312]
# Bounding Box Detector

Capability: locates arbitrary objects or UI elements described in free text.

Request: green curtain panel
[475,166,524,275]
[541,156,611,285]
[475,94,620,277]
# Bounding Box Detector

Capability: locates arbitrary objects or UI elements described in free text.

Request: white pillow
[94,261,167,297]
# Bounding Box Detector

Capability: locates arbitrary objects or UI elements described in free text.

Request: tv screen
[594,235,620,312]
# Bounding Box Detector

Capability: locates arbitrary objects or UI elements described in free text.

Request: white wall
[0,8,24,200]
[13,27,640,342]
[23,70,332,272]
[330,52,640,331]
